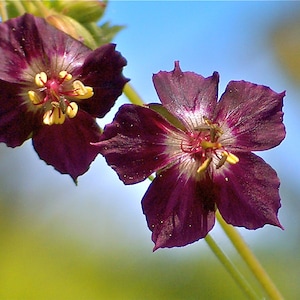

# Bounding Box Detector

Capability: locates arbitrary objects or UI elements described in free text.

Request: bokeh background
[1,1,299,299]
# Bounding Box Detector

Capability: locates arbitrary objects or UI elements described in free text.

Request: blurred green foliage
[0,200,298,300]
[273,13,300,85]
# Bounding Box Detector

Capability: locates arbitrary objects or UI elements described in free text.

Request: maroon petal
[0,81,41,147]
[78,43,129,118]
[153,61,219,130]
[214,80,285,151]
[142,165,216,250]
[32,111,101,182]
[95,104,181,184]
[215,152,282,229]
[0,14,91,83]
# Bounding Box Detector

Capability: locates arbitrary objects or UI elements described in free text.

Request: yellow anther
[28,90,42,105]
[226,152,239,165]
[66,102,78,118]
[59,70,72,81]
[201,140,222,150]
[35,72,47,87]
[43,108,65,125]
[72,80,94,99]
[197,157,212,173]
[217,151,239,169]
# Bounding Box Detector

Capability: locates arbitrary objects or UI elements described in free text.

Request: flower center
[28,71,94,125]
[181,117,239,174]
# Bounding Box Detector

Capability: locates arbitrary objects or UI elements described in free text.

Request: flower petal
[215,152,282,229]
[0,14,91,83]
[142,165,216,250]
[214,80,285,151]
[153,61,219,130]
[77,43,129,118]
[95,104,182,184]
[0,81,40,147]
[32,111,101,182]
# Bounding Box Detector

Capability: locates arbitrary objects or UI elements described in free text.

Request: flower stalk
[0,0,8,21]
[123,83,145,106]
[204,234,260,300]
[216,211,284,300]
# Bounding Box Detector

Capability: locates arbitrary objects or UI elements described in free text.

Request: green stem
[216,211,284,300]
[0,0,8,21]
[205,234,260,300]
[123,83,145,106]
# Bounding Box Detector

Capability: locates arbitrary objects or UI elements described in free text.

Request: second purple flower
[95,61,286,250]
[0,14,128,182]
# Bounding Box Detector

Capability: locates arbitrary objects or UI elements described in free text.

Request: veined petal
[214,152,282,229]
[32,111,101,182]
[214,80,285,151]
[142,165,216,250]
[0,14,91,83]
[153,61,219,130]
[76,43,129,118]
[0,81,41,147]
[95,104,182,184]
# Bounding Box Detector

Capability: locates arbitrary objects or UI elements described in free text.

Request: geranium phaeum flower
[0,13,128,182]
[95,61,285,250]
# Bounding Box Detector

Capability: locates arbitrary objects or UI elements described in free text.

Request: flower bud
[57,0,107,23]
[46,14,97,49]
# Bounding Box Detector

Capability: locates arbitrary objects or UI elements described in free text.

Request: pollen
[28,90,42,105]
[59,71,72,81]
[197,157,212,173]
[35,72,47,87]
[66,102,78,118]
[217,151,239,169]
[43,107,66,125]
[72,80,94,99]
[226,152,239,164]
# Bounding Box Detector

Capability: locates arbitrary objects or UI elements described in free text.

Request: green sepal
[147,103,186,131]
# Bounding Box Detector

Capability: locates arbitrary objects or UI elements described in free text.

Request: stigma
[27,70,94,125]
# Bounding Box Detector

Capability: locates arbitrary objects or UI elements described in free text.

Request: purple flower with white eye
[0,14,128,182]
[95,61,285,250]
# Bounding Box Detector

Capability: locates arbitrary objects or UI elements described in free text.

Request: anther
[28,91,42,105]
[216,151,239,169]
[197,157,212,173]
[201,140,221,150]
[35,72,47,87]
[72,80,94,99]
[59,71,72,81]
[226,152,239,164]
[66,102,78,118]
[43,107,65,125]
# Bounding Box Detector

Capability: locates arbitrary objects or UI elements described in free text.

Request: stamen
[66,102,78,118]
[197,157,212,173]
[201,140,221,150]
[35,72,47,87]
[43,107,66,125]
[28,91,42,105]
[72,80,94,99]
[226,152,239,164]
[59,71,72,81]
[216,151,239,169]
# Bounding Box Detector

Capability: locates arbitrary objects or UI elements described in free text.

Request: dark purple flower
[0,14,128,182]
[96,61,285,250]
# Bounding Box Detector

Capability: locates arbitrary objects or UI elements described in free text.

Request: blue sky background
[1,1,300,257]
